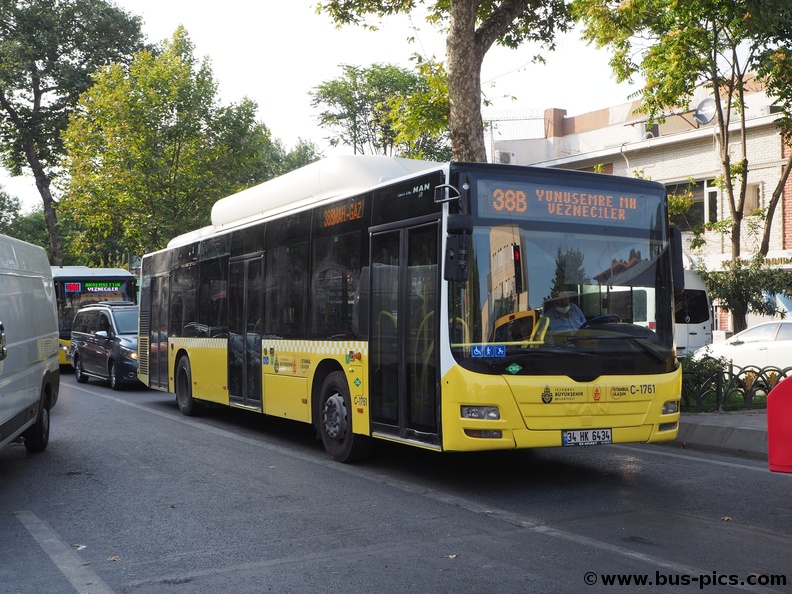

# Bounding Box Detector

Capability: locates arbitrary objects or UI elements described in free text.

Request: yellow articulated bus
[138,156,685,462]
[51,266,138,365]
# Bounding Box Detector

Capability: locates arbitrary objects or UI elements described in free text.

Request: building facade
[494,83,791,332]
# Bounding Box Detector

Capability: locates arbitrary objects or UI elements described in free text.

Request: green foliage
[318,1,572,162]
[388,58,452,161]
[1,207,50,254]
[573,0,791,267]
[679,352,725,411]
[0,0,145,262]
[59,28,296,258]
[0,0,145,174]
[0,187,21,235]
[699,255,792,333]
[311,63,450,159]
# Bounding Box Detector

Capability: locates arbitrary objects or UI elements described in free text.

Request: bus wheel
[318,371,371,463]
[23,391,50,452]
[74,356,89,384]
[175,357,201,416]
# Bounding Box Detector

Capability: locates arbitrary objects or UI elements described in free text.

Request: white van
[0,234,60,452]
[675,269,713,357]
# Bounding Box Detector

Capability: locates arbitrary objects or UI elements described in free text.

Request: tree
[60,28,289,258]
[573,0,792,331]
[574,0,792,261]
[311,63,450,160]
[318,0,572,162]
[0,186,21,235]
[387,58,453,161]
[1,206,50,253]
[700,256,792,330]
[0,0,144,264]
[754,7,792,256]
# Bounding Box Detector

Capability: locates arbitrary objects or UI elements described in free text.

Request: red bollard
[767,376,792,473]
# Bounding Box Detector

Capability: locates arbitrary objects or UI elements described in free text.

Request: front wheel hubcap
[322,393,347,441]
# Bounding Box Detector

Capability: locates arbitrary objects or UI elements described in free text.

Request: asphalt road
[2,375,791,594]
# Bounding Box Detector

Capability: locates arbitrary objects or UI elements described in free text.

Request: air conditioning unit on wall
[495,150,517,164]
[642,123,659,139]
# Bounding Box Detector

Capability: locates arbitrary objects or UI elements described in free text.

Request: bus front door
[228,256,263,410]
[369,222,440,446]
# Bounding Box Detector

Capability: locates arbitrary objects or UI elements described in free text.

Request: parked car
[693,321,792,371]
[71,302,141,389]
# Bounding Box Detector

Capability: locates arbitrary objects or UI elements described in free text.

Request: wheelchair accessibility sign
[471,344,506,358]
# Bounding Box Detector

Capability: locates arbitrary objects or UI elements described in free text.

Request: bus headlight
[662,401,679,415]
[461,405,500,420]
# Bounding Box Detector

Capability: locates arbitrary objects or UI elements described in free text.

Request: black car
[70,302,141,390]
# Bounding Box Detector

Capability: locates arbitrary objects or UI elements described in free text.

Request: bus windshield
[51,268,137,341]
[448,171,675,379]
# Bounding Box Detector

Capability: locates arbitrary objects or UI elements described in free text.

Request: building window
[669,179,718,232]
[745,183,761,213]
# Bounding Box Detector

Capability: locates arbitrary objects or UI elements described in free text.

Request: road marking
[14,510,115,594]
[68,384,787,593]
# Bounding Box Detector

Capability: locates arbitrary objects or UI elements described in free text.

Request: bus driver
[546,291,586,332]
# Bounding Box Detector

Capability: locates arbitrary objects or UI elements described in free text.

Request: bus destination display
[479,180,661,227]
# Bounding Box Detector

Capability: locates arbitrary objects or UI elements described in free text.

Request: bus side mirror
[670,225,685,297]
[445,233,469,283]
[445,214,472,283]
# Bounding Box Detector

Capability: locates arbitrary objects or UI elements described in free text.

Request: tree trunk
[447,1,487,162]
[759,149,792,256]
[23,136,62,264]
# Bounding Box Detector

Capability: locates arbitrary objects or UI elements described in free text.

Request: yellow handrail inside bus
[376,310,397,372]
[451,316,469,344]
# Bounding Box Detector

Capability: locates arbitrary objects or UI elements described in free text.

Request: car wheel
[74,355,89,384]
[318,371,371,463]
[109,360,122,391]
[175,356,201,416]
[22,390,50,452]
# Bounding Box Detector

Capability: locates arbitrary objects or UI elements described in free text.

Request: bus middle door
[369,221,440,446]
[228,256,264,410]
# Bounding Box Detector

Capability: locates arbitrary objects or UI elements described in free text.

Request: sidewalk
[674,409,768,460]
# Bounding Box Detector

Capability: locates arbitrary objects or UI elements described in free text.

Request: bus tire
[23,390,50,452]
[175,356,201,416]
[318,371,371,463]
[74,355,89,384]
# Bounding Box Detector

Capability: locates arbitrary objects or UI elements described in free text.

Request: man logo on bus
[541,386,553,404]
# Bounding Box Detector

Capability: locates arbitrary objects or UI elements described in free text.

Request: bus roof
[210,155,442,231]
[51,266,134,278]
[164,155,443,250]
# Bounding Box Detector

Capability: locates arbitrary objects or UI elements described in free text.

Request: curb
[673,415,768,460]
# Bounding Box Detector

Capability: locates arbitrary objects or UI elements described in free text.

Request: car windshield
[113,309,139,334]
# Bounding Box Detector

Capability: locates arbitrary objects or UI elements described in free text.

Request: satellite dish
[694,98,716,126]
